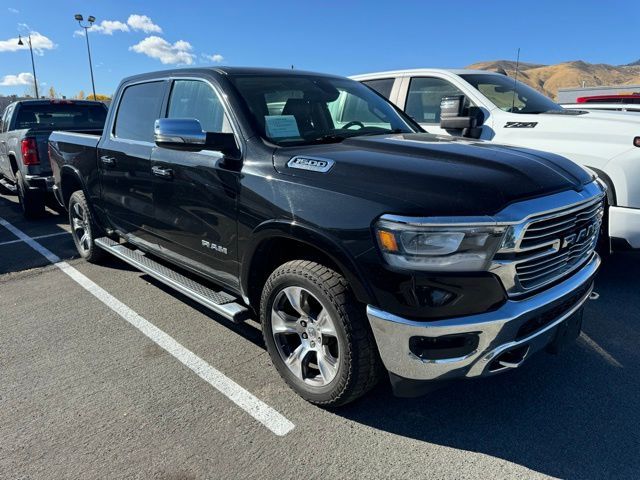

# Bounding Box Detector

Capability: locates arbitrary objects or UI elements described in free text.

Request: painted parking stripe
[579,332,623,368]
[0,230,70,247]
[0,217,295,436]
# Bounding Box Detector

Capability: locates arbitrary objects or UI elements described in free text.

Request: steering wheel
[342,121,365,130]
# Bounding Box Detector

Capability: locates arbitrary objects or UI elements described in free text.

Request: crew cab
[353,69,640,250]
[0,99,107,217]
[50,67,604,406]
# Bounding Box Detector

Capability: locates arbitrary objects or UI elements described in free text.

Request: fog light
[409,333,479,361]
[415,286,457,307]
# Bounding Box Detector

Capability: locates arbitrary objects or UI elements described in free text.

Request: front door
[98,80,167,240]
[150,78,241,287]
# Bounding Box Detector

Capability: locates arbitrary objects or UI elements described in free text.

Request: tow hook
[589,291,600,301]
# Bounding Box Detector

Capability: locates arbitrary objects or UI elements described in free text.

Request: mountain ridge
[466,60,640,99]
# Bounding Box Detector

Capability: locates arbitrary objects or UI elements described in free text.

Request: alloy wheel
[271,286,340,386]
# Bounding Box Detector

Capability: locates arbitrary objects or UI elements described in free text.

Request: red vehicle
[576,94,640,104]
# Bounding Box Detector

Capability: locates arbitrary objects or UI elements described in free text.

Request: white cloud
[202,53,224,63]
[8,8,19,14]
[0,72,33,86]
[127,15,162,33]
[0,32,55,54]
[75,20,130,37]
[130,36,194,65]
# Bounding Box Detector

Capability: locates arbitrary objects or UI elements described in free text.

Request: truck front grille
[513,196,604,292]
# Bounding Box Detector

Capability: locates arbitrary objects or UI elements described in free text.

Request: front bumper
[609,206,640,249]
[366,253,600,381]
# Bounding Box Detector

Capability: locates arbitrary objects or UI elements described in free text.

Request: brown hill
[466,60,640,99]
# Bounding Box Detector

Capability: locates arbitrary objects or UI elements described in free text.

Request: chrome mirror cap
[154,118,206,147]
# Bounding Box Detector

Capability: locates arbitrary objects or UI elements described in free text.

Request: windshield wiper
[308,134,350,144]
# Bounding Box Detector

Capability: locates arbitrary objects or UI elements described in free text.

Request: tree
[48,86,57,99]
[86,93,111,101]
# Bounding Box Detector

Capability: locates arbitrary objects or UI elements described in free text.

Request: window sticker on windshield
[265,115,300,138]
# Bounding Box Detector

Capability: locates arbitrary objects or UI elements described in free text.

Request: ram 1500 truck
[49,68,605,406]
[0,99,107,217]
[353,69,639,250]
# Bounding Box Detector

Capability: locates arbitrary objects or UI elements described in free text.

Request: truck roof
[351,68,499,80]
[120,66,346,84]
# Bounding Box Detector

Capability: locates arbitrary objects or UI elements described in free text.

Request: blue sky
[0,0,637,98]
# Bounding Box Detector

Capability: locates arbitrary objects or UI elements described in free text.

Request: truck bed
[48,130,103,207]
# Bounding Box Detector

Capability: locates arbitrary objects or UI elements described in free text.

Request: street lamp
[75,14,97,100]
[17,34,39,98]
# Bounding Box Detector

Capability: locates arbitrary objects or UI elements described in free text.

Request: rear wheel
[68,190,106,263]
[260,260,381,407]
[16,171,44,219]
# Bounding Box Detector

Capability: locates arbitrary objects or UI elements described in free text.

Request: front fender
[241,219,376,306]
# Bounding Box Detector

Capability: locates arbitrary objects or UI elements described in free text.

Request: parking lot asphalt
[1,190,638,480]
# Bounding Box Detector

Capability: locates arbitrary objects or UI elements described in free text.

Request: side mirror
[154,118,206,150]
[439,95,476,130]
[154,118,241,159]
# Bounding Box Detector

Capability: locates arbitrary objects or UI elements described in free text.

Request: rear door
[98,80,167,239]
[150,78,241,286]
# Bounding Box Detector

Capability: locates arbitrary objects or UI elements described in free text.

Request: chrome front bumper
[367,253,600,381]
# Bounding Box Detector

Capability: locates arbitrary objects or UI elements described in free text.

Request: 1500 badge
[287,156,335,173]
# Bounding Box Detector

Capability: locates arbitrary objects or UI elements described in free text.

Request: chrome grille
[514,197,604,291]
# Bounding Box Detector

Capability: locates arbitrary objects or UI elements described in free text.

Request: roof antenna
[511,47,521,112]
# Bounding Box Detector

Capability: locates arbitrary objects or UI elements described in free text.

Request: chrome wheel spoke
[285,344,310,380]
[283,287,306,316]
[271,308,299,334]
[73,202,83,219]
[317,349,338,383]
[80,232,89,250]
[72,217,83,232]
[316,308,337,337]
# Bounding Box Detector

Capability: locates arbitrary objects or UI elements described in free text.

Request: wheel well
[8,154,18,175]
[246,237,343,312]
[60,170,83,208]
[588,166,616,206]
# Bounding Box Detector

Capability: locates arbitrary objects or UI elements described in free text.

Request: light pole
[75,14,97,100]
[17,35,39,98]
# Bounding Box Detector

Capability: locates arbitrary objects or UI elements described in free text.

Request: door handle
[152,165,174,179]
[100,155,116,166]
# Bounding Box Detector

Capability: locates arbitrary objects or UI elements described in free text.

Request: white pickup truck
[352,69,640,249]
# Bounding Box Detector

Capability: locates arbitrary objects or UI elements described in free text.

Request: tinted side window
[362,78,394,99]
[114,81,165,142]
[167,80,232,133]
[406,77,464,124]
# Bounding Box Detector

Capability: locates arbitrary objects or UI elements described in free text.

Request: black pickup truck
[49,67,604,406]
[0,99,107,217]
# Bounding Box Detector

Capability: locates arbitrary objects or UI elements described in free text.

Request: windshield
[460,74,563,114]
[229,74,417,146]
[15,102,107,130]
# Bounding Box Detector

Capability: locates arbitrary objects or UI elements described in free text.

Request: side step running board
[95,237,250,323]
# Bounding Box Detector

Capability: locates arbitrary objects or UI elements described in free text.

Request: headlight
[375,218,507,271]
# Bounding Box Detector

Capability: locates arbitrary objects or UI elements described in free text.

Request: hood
[273,133,593,217]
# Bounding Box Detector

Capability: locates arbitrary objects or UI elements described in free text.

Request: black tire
[68,190,107,263]
[596,198,612,258]
[16,171,45,219]
[260,260,381,407]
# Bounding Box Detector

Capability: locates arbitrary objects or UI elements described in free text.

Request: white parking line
[0,230,70,247]
[579,332,623,368]
[0,217,295,437]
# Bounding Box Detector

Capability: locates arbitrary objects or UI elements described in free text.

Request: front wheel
[260,260,381,407]
[68,190,106,263]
